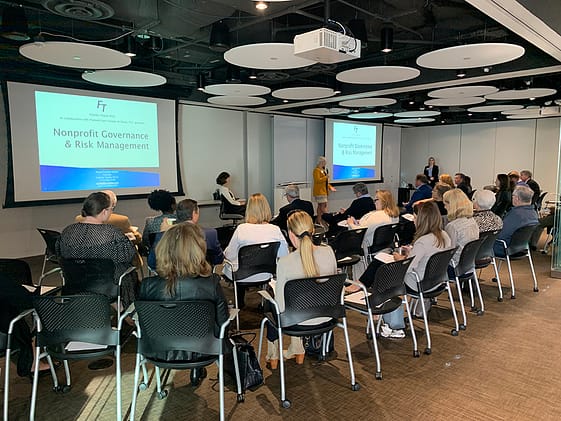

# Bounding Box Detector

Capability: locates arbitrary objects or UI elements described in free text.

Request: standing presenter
[313,156,336,225]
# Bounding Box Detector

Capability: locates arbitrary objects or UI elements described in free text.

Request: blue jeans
[383,307,405,330]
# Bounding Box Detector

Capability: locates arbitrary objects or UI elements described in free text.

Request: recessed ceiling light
[255,1,268,10]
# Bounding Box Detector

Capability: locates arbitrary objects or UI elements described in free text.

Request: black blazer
[271,198,314,232]
[423,165,439,186]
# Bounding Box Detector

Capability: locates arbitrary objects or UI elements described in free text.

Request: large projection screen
[4,81,180,206]
[324,118,384,184]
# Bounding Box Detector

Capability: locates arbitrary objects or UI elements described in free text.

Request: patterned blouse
[473,210,503,233]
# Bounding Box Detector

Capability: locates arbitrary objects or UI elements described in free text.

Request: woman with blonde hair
[313,156,336,225]
[224,193,289,307]
[439,173,455,189]
[139,222,228,386]
[266,210,337,368]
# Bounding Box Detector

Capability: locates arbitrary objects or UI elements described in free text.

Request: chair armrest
[117,303,136,331]
[343,280,370,306]
[495,239,507,250]
[228,307,240,321]
[118,266,137,286]
[219,312,237,339]
[8,309,35,335]
[257,290,280,314]
[37,267,62,287]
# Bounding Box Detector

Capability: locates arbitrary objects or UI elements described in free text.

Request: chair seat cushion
[508,251,529,259]
[265,314,337,337]
[405,283,446,299]
[475,257,492,268]
[336,255,361,268]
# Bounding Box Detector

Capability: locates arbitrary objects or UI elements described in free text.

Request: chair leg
[29,346,41,421]
[473,272,485,315]
[366,310,382,379]
[4,347,11,421]
[446,283,460,336]
[277,328,289,408]
[230,341,243,398]
[468,278,475,310]
[218,354,225,421]
[453,276,467,330]
[115,345,122,421]
[505,256,516,298]
[257,318,267,362]
[341,318,358,391]
[41,255,48,277]
[130,353,141,421]
[418,292,432,355]
[493,259,503,301]
[403,297,419,358]
[233,280,240,332]
[527,252,539,292]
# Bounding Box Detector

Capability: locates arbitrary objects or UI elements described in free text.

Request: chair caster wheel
[510,295,516,299]
[158,390,168,400]
[366,332,373,340]
[459,324,466,331]
[138,382,148,391]
[477,310,484,316]
[451,329,459,336]
[424,348,431,355]
[375,372,382,380]
[237,394,245,403]
[57,385,71,393]
[491,278,497,283]
[351,383,360,391]
[413,350,420,358]
[533,287,539,292]
[282,400,291,409]
[470,306,476,312]
[497,297,503,302]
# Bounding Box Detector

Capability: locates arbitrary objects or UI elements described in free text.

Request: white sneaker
[379,323,393,338]
[389,329,405,339]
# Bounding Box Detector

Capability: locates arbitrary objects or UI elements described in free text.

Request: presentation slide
[325,119,383,183]
[5,81,179,205]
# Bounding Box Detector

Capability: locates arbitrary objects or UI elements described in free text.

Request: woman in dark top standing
[491,173,512,218]
[423,157,439,187]
[139,222,228,386]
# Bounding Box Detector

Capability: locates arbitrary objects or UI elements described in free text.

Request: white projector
[294,28,361,64]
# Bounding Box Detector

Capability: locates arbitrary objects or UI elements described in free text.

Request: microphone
[325,167,329,175]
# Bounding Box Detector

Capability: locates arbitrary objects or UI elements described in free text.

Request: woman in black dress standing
[423,157,439,187]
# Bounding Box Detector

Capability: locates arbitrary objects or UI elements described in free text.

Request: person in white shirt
[216,171,246,215]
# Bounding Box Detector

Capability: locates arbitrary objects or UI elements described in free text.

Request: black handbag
[303,332,334,360]
[224,332,263,391]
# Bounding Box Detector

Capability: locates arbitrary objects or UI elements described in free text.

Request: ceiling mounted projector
[294,28,361,64]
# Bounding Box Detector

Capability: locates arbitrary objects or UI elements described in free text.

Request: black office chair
[474,230,502,301]
[30,294,123,421]
[219,195,244,226]
[37,228,61,276]
[494,224,539,299]
[345,257,418,380]
[329,227,367,276]
[257,273,359,408]
[406,247,458,355]
[0,258,33,286]
[397,217,416,246]
[366,223,399,261]
[535,191,547,211]
[130,301,243,421]
[223,241,280,331]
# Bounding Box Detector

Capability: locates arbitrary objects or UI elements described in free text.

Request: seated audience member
[520,170,541,205]
[431,182,452,216]
[142,189,177,248]
[75,190,141,243]
[530,204,556,250]
[472,189,503,233]
[139,222,228,386]
[223,193,289,307]
[454,173,472,197]
[57,192,137,309]
[266,211,337,368]
[216,171,246,216]
[442,189,479,276]
[491,173,512,218]
[493,185,539,257]
[403,174,433,214]
[323,182,375,228]
[270,184,314,232]
[148,199,224,268]
[423,157,439,187]
[508,170,525,187]
[439,173,455,189]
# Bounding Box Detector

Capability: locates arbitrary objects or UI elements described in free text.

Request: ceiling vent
[42,0,114,21]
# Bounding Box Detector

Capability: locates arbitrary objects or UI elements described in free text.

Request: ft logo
[97,100,107,112]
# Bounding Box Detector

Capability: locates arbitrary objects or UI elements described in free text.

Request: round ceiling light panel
[468,104,523,113]
[82,70,166,87]
[428,85,498,98]
[204,83,271,96]
[19,41,130,69]
[424,97,485,106]
[394,118,435,124]
[416,43,525,69]
[207,96,267,106]
[272,87,335,100]
[224,43,316,69]
[393,110,441,118]
[339,98,396,107]
[301,107,350,115]
[336,66,420,84]
[485,88,557,100]
[348,112,393,119]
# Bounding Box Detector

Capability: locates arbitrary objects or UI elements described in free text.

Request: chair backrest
[37,228,60,258]
[219,195,243,219]
[235,241,280,281]
[280,273,347,326]
[417,247,458,292]
[59,258,118,299]
[330,228,367,259]
[368,223,399,254]
[134,300,223,356]
[454,237,483,276]
[397,218,416,245]
[536,191,547,211]
[506,224,538,255]
[476,230,501,261]
[367,257,414,307]
[0,258,33,285]
[33,294,116,347]
[312,224,326,246]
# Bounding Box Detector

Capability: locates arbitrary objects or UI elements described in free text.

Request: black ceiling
[1,0,561,125]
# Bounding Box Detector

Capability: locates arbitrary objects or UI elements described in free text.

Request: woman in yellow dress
[313,156,336,225]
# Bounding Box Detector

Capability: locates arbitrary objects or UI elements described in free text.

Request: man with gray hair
[323,182,375,230]
[271,184,314,232]
[519,170,541,205]
[493,185,538,257]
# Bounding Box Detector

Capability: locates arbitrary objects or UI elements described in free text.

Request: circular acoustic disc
[82,70,166,87]
[204,83,270,96]
[301,107,350,115]
[416,43,525,69]
[336,66,420,84]
[224,43,316,70]
[468,104,523,113]
[394,110,441,118]
[19,41,130,69]
[272,87,335,100]
[428,85,498,98]
[207,96,267,106]
[485,88,557,100]
[348,112,393,119]
[394,118,435,123]
[424,97,485,106]
[339,98,397,107]
[502,108,536,115]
